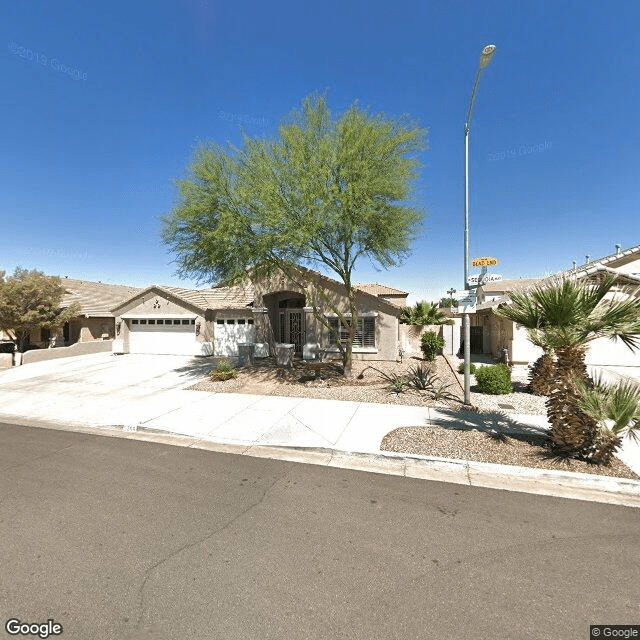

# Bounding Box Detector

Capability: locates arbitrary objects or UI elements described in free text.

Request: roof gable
[354,283,408,296]
[250,265,404,315]
[60,278,142,317]
[111,283,254,314]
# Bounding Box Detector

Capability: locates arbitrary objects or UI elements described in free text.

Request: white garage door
[214,318,256,356]
[128,318,198,355]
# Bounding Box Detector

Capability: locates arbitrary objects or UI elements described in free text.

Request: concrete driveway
[0,353,215,427]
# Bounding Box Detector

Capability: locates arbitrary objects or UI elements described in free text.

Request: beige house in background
[23,278,141,348]
[468,243,640,368]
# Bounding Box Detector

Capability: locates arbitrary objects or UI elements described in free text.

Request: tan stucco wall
[399,324,447,357]
[252,272,401,361]
[114,290,208,351]
[79,317,115,342]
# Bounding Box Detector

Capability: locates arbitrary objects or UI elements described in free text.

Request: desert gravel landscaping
[189,355,639,480]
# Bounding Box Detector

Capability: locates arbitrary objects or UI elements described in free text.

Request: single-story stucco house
[465,243,640,368]
[28,268,409,361]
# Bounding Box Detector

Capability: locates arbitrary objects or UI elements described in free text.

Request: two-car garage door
[128,318,198,355]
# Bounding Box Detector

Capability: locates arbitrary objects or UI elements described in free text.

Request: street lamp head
[479,44,496,68]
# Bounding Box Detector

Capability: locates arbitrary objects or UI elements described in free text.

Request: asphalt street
[1,422,638,640]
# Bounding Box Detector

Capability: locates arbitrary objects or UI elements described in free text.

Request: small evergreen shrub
[209,360,238,381]
[420,331,445,361]
[457,362,477,374]
[474,363,512,395]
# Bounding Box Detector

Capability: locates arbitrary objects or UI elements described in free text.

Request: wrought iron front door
[288,310,304,354]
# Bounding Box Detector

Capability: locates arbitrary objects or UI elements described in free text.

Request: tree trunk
[528,352,555,396]
[16,330,30,353]
[343,341,353,377]
[546,344,598,459]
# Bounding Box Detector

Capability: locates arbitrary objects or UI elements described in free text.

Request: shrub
[474,363,512,395]
[457,362,477,374]
[209,360,238,381]
[420,331,445,361]
[387,375,409,394]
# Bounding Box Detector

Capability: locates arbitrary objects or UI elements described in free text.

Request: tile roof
[160,284,255,310]
[478,278,541,293]
[60,278,142,317]
[354,283,408,296]
[475,265,640,312]
[561,242,640,274]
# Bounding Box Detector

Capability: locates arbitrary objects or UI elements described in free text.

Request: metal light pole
[463,44,496,405]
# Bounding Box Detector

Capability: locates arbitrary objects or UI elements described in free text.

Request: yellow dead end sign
[471,257,499,267]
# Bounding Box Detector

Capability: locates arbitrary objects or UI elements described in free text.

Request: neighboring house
[36,269,407,361]
[353,283,409,308]
[468,243,640,367]
[20,278,142,348]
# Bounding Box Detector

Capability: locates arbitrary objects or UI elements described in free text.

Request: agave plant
[495,275,640,461]
[400,301,453,326]
[575,375,640,465]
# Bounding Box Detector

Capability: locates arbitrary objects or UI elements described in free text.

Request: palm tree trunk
[546,344,598,459]
[528,351,555,396]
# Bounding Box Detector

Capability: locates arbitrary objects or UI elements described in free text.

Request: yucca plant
[575,375,640,465]
[387,375,409,394]
[408,364,437,390]
[495,275,640,461]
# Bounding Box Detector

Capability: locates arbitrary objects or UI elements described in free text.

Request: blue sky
[2,0,639,303]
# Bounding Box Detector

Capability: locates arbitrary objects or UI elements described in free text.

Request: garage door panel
[214,319,256,356]
[128,320,198,355]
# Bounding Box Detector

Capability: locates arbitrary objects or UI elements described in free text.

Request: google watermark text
[487,139,552,162]
[8,40,87,81]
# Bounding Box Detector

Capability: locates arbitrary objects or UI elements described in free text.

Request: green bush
[457,362,477,374]
[474,363,512,395]
[420,331,445,361]
[209,359,238,381]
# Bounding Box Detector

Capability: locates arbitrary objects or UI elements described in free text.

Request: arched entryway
[262,292,306,355]
[277,295,305,354]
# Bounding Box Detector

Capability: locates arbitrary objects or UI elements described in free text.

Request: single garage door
[214,318,256,356]
[128,318,198,355]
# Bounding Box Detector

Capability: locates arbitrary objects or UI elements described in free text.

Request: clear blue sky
[2,0,639,303]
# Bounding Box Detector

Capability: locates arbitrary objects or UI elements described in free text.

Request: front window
[327,317,375,348]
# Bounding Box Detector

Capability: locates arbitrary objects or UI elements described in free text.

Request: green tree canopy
[400,301,453,325]
[162,93,428,373]
[0,268,80,352]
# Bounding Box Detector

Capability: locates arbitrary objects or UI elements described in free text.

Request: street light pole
[463,44,496,405]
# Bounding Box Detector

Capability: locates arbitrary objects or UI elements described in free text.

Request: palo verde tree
[0,268,80,352]
[162,93,428,374]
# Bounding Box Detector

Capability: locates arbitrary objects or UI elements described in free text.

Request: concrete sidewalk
[1,353,639,507]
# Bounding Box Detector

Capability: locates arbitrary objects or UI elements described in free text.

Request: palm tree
[494,288,554,395]
[400,301,453,326]
[575,375,640,465]
[495,275,640,461]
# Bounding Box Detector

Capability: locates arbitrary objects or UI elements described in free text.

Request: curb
[1,414,638,508]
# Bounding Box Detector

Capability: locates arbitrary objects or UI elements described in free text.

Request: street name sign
[471,257,499,267]
[467,273,503,285]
